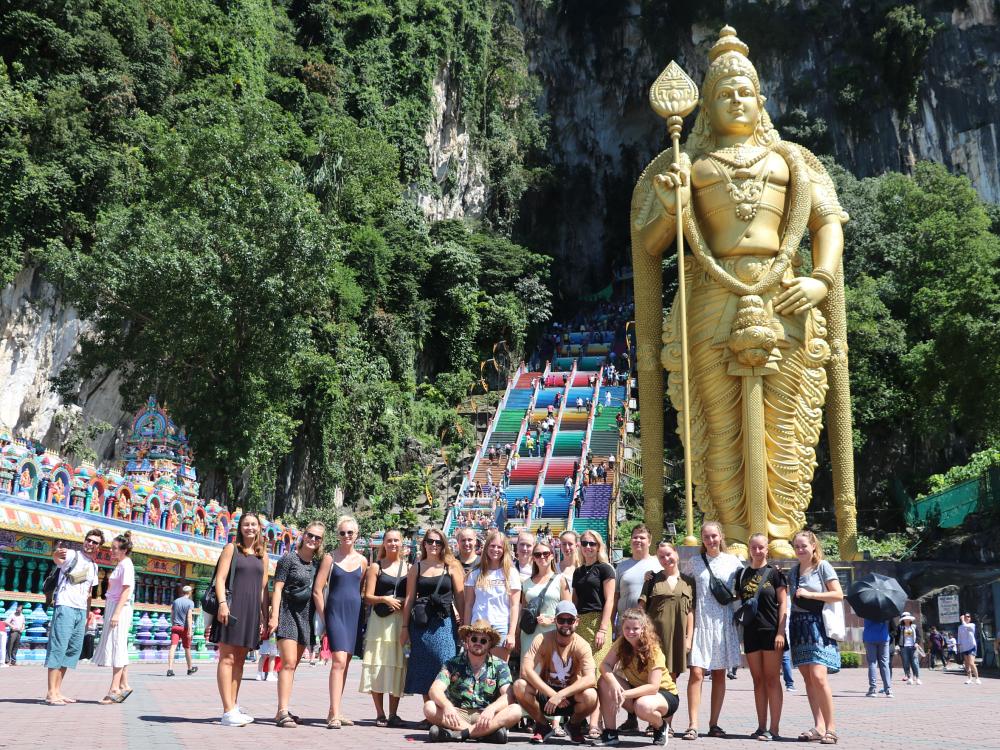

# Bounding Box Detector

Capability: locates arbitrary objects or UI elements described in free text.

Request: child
[257,631,279,680]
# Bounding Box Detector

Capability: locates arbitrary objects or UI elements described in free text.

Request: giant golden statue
[631,26,858,559]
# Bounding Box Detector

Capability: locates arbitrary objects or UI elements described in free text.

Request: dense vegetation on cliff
[0,0,550,519]
[1,0,998,532]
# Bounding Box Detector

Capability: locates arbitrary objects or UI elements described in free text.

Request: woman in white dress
[95,531,136,704]
[680,521,743,740]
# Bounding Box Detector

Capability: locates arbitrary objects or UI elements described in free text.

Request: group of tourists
[39,516,848,744]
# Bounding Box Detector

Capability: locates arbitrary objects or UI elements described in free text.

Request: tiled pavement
[0,661,995,748]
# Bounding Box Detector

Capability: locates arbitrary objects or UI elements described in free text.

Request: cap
[554,601,578,618]
[182,585,193,594]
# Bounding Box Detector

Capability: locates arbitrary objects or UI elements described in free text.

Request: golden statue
[631,26,858,559]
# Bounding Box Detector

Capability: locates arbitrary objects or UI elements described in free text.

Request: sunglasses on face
[339,530,355,537]
[533,551,551,558]
[84,539,101,546]
[580,540,598,548]
[555,616,576,625]
[305,532,323,542]
[468,636,491,646]
[425,539,444,547]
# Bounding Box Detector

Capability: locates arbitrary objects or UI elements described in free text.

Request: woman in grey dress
[210,512,269,727]
[680,521,743,740]
[269,522,324,728]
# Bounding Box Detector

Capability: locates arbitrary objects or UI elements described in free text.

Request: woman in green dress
[639,542,694,680]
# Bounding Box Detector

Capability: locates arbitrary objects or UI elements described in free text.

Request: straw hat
[458,619,501,648]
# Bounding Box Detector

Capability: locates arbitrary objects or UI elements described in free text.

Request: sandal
[708,726,726,738]
[118,689,134,702]
[375,716,389,728]
[681,728,699,740]
[820,731,838,745]
[326,718,342,730]
[276,710,298,728]
[758,730,774,742]
[386,714,404,728]
[338,716,354,726]
[98,693,121,705]
[798,728,823,742]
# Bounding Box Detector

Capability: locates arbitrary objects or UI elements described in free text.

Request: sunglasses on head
[555,616,576,625]
[468,635,491,646]
[305,532,323,542]
[580,540,598,548]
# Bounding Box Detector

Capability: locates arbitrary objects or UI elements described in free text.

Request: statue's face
[708,75,760,137]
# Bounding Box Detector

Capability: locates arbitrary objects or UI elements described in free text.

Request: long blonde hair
[475,529,514,592]
[559,530,581,567]
[699,521,729,555]
[580,529,609,564]
[531,541,557,577]
[378,529,402,561]
[792,529,824,568]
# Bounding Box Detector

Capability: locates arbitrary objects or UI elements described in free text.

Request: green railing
[905,467,1000,528]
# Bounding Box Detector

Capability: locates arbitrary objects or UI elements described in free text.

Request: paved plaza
[0,660,996,748]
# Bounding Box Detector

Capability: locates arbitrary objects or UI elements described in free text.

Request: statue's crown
[709,25,750,62]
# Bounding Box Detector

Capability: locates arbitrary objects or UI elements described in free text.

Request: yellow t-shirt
[614,638,678,695]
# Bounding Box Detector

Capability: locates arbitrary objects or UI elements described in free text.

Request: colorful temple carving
[0,396,299,662]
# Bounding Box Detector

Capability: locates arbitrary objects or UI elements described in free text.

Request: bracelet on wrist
[810,268,836,288]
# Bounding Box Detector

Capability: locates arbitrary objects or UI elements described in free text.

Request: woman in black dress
[314,516,367,729]
[210,512,269,727]
[738,533,789,741]
[269,521,324,728]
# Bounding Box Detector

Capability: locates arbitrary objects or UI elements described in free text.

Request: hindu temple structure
[0,396,297,662]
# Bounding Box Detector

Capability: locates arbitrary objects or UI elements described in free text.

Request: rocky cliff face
[0,267,127,461]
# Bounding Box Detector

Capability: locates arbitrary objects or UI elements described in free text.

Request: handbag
[702,553,737,606]
[410,563,447,627]
[520,573,557,635]
[202,548,239,617]
[822,598,846,641]
[791,565,826,616]
[373,560,405,618]
[733,567,772,628]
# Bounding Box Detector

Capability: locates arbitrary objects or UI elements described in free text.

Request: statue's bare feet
[768,539,795,559]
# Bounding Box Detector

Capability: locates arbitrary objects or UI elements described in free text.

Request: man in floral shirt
[424,619,523,743]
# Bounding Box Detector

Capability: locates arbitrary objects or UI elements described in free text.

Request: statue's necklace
[707,152,771,222]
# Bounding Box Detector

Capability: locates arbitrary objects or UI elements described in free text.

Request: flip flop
[118,689,134,702]
[44,699,67,706]
[99,694,120,705]
[326,718,341,730]
[375,716,389,728]
[60,697,78,704]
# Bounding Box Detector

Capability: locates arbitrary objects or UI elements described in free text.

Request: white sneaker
[965,679,973,684]
[915,679,922,685]
[976,678,982,685]
[237,707,255,722]
[221,710,251,727]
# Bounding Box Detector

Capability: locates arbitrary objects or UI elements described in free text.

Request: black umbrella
[847,573,908,621]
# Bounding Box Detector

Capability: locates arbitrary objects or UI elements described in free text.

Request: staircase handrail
[530,358,577,521]
[569,364,604,529]
[607,367,634,546]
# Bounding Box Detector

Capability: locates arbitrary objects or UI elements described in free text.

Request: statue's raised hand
[653,163,690,215]
[774,276,828,315]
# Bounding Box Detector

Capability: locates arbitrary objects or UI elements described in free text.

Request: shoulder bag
[283,558,318,606]
[202,547,239,617]
[702,553,738,606]
[819,562,847,640]
[791,564,826,616]
[373,560,405,617]
[733,567,772,628]
[42,551,73,608]
[411,563,447,627]
[520,573,558,635]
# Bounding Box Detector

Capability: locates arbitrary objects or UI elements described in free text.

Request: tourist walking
[572,529,616,739]
[518,541,567,655]
[957,612,981,684]
[593,608,678,746]
[269,522,324,728]
[210,512,269,726]
[167,586,197,677]
[465,530,521,661]
[736,533,789,740]
[360,528,409,727]
[315,516,367,729]
[513,601,599,744]
[927,626,946,669]
[680,521,743,741]
[863,617,892,697]
[401,528,465,703]
[789,529,844,744]
[45,528,102,705]
[422,620,522,742]
[895,612,922,685]
[94,531,136,704]
[4,604,24,666]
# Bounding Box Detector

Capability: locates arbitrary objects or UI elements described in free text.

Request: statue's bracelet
[810,269,836,289]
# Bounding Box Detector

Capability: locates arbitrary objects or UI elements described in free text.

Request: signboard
[832,566,854,593]
[146,557,182,577]
[14,535,53,556]
[938,594,960,624]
